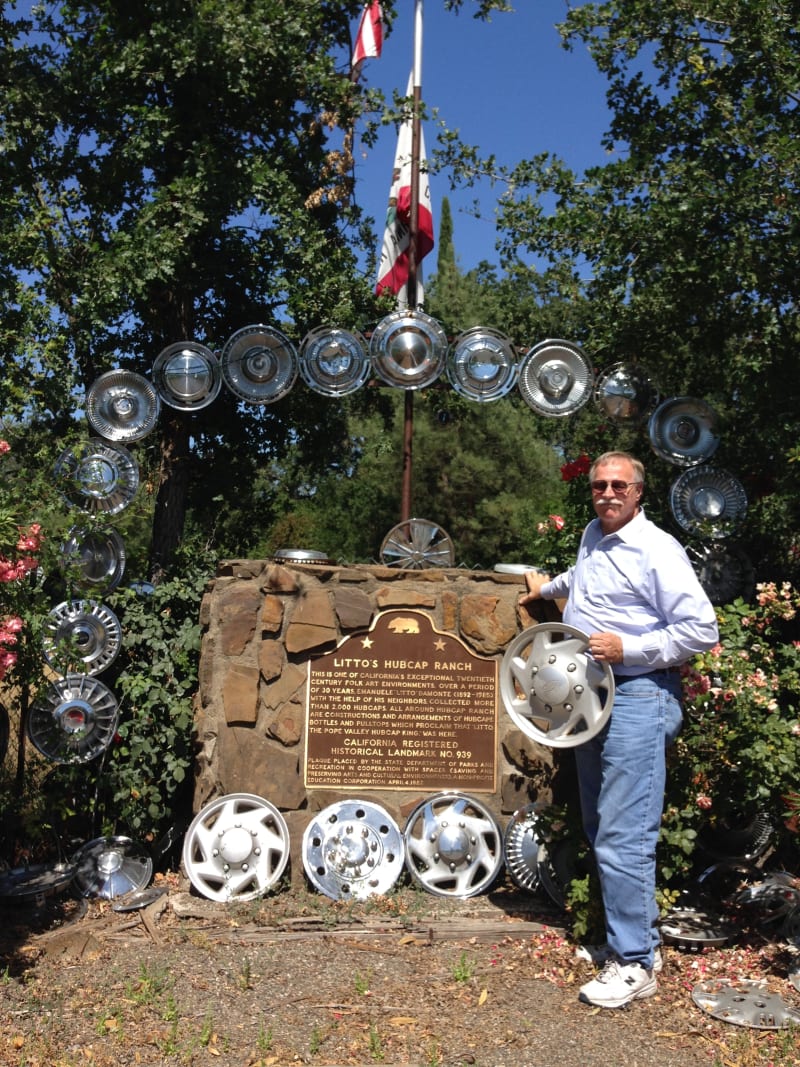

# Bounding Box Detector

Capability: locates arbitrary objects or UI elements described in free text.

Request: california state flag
[375,78,435,305]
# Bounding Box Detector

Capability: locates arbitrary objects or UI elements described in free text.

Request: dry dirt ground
[1,872,799,1067]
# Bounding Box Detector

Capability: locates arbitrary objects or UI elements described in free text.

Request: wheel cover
[687,541,754,605]
[693,861,762,908]
[369,311,447,390]
[59,525,126,592]
[502,805,542,893]
[698,810,773,862]
[302,800,404,901]
[72,836,153,900]
[660,906,737,949]
[182,793,290,902]
[536,838,579,909]
[221,324,298,404]
[86,369,161,443]
[54,439,139,515]
[43,599,122,676]
[499,623,614,747]
[669,465,747,540]
[517,339,593,417]
[28,674,119,763]
[153,342,222,410]
[648,396,720,467]
[403,792,503,898]
[299,326,370,396]
[692,979,800,1029]
[0,861,76,900]
[380,518,454,569]
[446,327,518,402]
[594,362,659,425]
[731,871,800,927]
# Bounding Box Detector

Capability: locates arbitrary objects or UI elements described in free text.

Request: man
[520,451,718,1009]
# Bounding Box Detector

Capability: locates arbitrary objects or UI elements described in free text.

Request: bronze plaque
[305,610,497,791]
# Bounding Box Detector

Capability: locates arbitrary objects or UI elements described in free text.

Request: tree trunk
[149,410,191,582]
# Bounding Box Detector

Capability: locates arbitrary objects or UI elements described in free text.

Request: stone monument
[194,559,569,882]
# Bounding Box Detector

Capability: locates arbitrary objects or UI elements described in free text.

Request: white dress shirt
[540,509,719,675]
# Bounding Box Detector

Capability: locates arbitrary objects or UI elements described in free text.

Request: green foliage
[0,431,63,692]
[265,391,567,567]
[0,1,382,572]
[0,429,80,858]
[451,951,476,983]
[660,583,800,882]
[535,585,800,921]
[564,872,603,945]
[99,546,214,840]
[437,0,800,584]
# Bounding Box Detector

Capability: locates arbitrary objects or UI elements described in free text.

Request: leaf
[398,934,427,945]
[478,988,488,1005]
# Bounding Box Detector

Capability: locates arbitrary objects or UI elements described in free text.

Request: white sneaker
[575,943,663,973]
[579,959,657,1008]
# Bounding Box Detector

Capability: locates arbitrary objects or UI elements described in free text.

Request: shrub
[662,583,800,883]
[100,547,214,843]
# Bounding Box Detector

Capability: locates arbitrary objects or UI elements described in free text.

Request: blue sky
[351,1,613,277]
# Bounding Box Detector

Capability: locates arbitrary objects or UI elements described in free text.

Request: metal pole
[406,0,423,310]
[400,0,424,523]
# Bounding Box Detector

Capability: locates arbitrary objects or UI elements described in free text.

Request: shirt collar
[595,506,647,544]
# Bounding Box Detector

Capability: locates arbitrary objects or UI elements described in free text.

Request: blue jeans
[574,670,683,970]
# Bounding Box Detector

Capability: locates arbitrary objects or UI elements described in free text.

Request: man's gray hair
[589,451,645,485]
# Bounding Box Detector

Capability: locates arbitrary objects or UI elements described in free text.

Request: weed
[710,1024,800,1067]
[187,929,212,949]
[309,1023,323,1055]
[162,992,179,1023]
[160,1018,180,1057]
[451,951,476,983]
[353,969,371,995]
[236,956,253,991]
[94,1009,120,1037]
[426,1040,443,1066]
[368,1023,385,1062]
[199,1013,215,1048]
[257,1021,274,1053]
[127,961,170,1005]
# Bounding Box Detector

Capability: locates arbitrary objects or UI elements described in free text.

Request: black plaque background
[305,610,497,791]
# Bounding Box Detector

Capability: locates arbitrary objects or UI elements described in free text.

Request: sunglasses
[590,480,641,494]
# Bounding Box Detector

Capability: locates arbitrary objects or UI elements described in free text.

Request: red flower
[559,453,591,482]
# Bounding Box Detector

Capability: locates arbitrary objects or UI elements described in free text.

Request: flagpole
[406,0,423,310]
[400,0,424,523]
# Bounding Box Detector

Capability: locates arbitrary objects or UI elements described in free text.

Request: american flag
[351,2,383,73]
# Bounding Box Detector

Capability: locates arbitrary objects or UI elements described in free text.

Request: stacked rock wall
[194,560,572,881]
